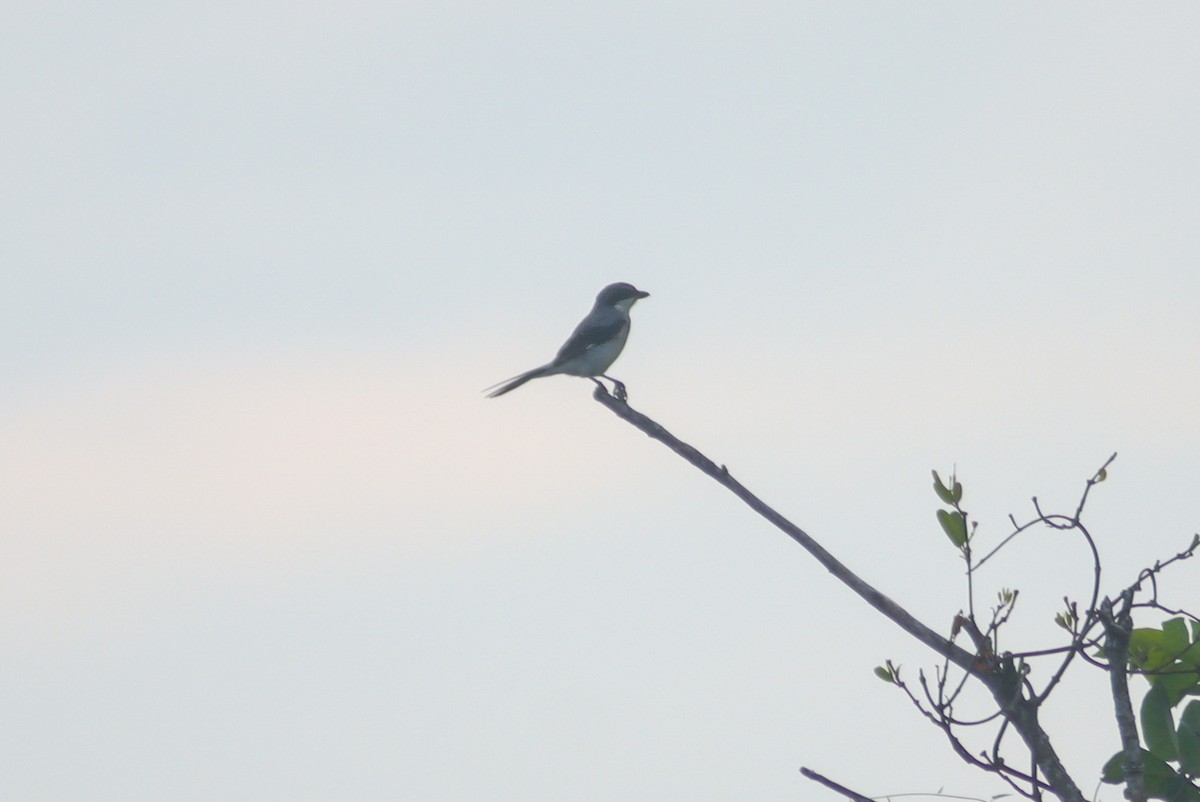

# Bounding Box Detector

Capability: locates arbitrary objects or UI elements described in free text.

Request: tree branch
[799,767,875,802]
[593,388,1086,802]
[1099,595,1145,802]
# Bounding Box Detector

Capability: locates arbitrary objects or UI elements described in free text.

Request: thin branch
[974,454,1115,572]
[799,767,875,802]
[1129,535,1200,602]
[1134,601,1200,622]
[1074,453,1118,522]
[1036,517,1102,705]
[898,673,1045,799]
[874,794,992,802]
[964,535,977,622]
[972,517,1041,572]
[1009,645,1074,659]
[917,669,999,728]
[985,589,1019,644]
[969,457,1109,710]
[593,388,1086,802]
[991,716,1011,769]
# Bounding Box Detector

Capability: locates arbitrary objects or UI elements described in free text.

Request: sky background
[3,3,1199,800]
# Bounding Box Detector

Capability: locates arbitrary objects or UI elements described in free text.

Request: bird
[486,282,650,401]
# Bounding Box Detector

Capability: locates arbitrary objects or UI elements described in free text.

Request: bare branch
[593,388,1086,802]
[799,767,875,802]
[974,454,1115,571]
[1129,535,1200,602]
[899,673,1045,799]
[1074,453,1118,522]
[972,517,1041,572]
[592,387,977,670]
[1035,518,1102,705]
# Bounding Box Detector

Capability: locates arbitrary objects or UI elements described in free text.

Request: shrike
[486,282,650,400]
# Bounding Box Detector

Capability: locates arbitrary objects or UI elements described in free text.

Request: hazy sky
[3,3,1199,800]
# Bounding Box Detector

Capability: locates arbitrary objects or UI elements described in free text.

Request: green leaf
[1101,752,1120,783]
[874,665,894,683]
[1158,668,1200,708]
[1181,639,1200,671]
[1163,618,1190,656]
[1131,628,1172,672]
[937,509,968,548]
[1144,762,1200,802]
[1102,749,1200,802]
[1179,701,1200,774]
[1142,683,1179,762]
[932,470,956,505]
[1184,701,1200,729]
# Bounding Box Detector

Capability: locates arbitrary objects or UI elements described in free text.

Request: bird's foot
[591,376,628,402]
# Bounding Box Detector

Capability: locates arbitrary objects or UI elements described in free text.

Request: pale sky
[3,3,1199,800]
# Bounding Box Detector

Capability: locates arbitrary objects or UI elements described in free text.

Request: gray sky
[3,3,1199,800]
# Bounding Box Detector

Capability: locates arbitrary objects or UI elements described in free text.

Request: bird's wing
[553,308,627,364]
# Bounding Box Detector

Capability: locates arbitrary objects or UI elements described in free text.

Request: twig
[973,454,1116,571]
[1074,453,1118,522]
[1036,518,1102,705]
[972,518,1040,572]
[800,767,875,802]
[898,673,1045,799]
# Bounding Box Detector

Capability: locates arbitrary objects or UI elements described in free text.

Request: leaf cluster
[1102,618,1200,801]
[876,459,1199,802]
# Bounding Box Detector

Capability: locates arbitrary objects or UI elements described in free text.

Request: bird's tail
[484,365,553,398]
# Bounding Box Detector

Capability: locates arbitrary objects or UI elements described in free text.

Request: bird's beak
[636,290,650,299]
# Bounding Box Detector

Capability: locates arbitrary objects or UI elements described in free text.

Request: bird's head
[596,282,650,311]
